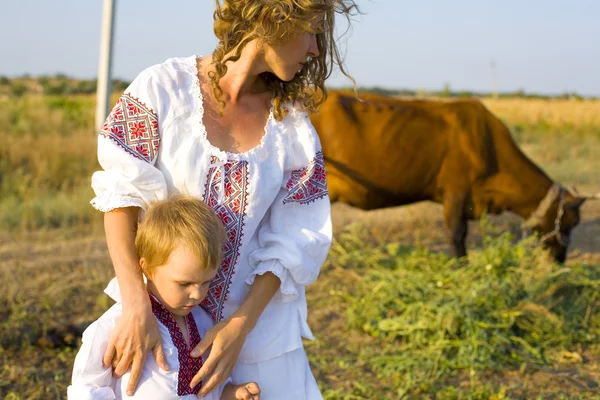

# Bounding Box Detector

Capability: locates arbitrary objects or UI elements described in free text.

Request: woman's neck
[204,41,270,104]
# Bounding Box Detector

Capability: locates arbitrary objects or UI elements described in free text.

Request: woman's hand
[190,316,252,398]
[103,296,169,396]
[191,272,281,398]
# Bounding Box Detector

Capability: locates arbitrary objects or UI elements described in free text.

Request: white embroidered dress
[91,56,331,365]
[68,279,229,400]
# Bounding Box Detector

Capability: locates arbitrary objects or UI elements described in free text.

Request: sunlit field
[1,90,599,399]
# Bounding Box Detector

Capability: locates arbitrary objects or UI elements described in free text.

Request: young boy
[68,195,261,400]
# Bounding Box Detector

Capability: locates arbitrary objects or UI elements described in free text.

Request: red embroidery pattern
[150,297,202,396]
[100,93,160,163]
[283,151,328,205]
[201,159,249,321]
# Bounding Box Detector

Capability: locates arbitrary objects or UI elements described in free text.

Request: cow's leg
[443,192,468,258]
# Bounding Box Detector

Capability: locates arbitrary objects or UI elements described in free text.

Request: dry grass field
[1,92,599,399]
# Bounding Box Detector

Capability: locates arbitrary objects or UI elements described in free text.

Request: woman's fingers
[112,348,134,377]
[103,316,134,374]
[102,338,117,368]
[190,336,211,358]
[191,324,220,358]
[152,341,170,371]
[197,366,229,399]
[125,353,147,396]
[190,356,216,389]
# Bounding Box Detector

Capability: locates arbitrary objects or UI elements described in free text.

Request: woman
[92,1,357,398]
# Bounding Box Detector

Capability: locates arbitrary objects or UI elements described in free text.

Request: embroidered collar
[150,296,203,396]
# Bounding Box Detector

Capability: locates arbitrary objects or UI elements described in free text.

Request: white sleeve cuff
[90,193,146,213]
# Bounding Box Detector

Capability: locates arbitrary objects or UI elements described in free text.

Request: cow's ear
[564,197,585,210]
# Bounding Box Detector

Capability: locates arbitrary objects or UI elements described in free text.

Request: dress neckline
[191,55,275,160]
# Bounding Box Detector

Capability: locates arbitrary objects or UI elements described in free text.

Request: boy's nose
[189,289,202,300]
[190,286,208,301]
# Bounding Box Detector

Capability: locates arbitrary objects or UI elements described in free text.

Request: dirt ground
[1,195,599,399]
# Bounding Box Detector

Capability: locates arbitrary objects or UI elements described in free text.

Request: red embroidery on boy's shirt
[100,93,160,163]
[150,296,202,396]
[283,151,328,205]
[201,158,249,322]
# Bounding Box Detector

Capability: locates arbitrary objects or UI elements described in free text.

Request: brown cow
[310,90,594,263]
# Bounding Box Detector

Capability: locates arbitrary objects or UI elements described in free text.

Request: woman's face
[262,23,321,81]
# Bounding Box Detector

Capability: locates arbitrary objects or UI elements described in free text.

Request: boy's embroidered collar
[149,295,203,396]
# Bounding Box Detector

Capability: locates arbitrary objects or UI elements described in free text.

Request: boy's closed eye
[176,281,211,287]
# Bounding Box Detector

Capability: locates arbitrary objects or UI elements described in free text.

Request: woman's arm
[189,272,280,397]
[104,208,145,305]
[103,207,169,396]
[230,271,281,332]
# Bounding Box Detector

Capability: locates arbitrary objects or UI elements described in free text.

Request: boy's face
[144,245,218,317]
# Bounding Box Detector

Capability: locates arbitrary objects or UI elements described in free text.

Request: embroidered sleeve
[100,93,160,163]
[246,113,332,302]
[90,70,168,212]
[283,151,328,205]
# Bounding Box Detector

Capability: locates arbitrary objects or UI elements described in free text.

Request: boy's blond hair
[134,195,226,277]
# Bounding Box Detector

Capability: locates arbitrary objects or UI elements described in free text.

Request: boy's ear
[139,257,150,278]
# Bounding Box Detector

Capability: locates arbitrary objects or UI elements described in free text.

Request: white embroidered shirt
[90,56,332,363]
[68,278,229,399]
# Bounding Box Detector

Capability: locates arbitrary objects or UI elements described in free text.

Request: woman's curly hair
[209,0,359,121]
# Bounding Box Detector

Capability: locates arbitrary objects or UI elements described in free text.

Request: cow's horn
[568,186,600,200]
[582,192,600,200]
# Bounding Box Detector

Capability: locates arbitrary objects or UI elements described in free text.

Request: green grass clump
[325,223,600,396]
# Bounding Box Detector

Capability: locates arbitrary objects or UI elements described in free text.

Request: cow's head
[522,185,593,263]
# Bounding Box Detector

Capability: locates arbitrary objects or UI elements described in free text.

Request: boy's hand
[221,382,260,400]
[235,382,260,400]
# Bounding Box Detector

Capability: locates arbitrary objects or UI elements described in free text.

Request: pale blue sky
[2,1,599,96]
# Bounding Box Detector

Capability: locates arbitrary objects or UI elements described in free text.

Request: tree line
[0,75,596,101]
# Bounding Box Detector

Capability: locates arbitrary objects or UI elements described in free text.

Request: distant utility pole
[490,60,498,99]
[95,0,116,133]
